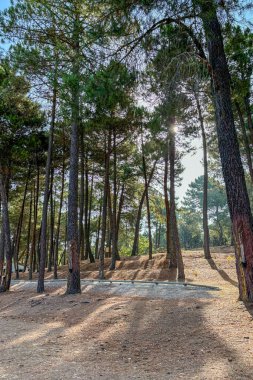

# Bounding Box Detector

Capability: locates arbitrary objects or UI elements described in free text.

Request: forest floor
[1,248,253,379]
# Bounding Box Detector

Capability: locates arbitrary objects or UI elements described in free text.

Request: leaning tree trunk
[195,91,211,259]
[199,0,253,301]
[0,168,12,292]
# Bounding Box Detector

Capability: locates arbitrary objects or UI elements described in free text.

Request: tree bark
[199,0,253,301]
[0,167,12,291]
[0,204,5,281]
[173,211,185,281]
[168,127,179,269]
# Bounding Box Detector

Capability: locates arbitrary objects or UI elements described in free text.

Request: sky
[0,0,10,11]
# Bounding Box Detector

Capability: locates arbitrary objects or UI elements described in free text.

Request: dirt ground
[1,249,253,380]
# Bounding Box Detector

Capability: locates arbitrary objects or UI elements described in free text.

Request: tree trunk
[0,168,12,291]
[115,183,125,257]
[131,160,157,256]
[173,210,185,280]
[199,0,253,301]
[164,137,173,263]
[13,168,30,279]
[95,197,102,259]
[110,126,119,270]
[47,167,55,272]
[54,158,65,279]
[30,164,40,278]
[0,205,5,281]
[87,170,94,248]
[168,127,179,269]
[84,153,95,263]
[66,14,81,294]
[141,136,152,260]
[157,223,162,248]
[195,91,211,259]
[24,189,33,273]
[37,84,57,292]
[107,184,112,258]
[79,128,85,260]
[99,131,111,279]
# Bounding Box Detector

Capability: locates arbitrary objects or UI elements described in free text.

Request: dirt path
[1,251,253,379]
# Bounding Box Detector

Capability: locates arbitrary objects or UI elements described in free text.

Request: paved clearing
[1,250,253,379]
[11,279,219,299]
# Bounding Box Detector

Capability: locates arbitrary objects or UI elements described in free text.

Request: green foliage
[0,60,45,168]
[85,61,136,114]
[179,176,231,248]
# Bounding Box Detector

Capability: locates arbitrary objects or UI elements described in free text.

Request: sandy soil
[1,249,253,380]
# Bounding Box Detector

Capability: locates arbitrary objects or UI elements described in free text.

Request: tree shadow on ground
[207,258,238,287]
[1,283,252,379]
